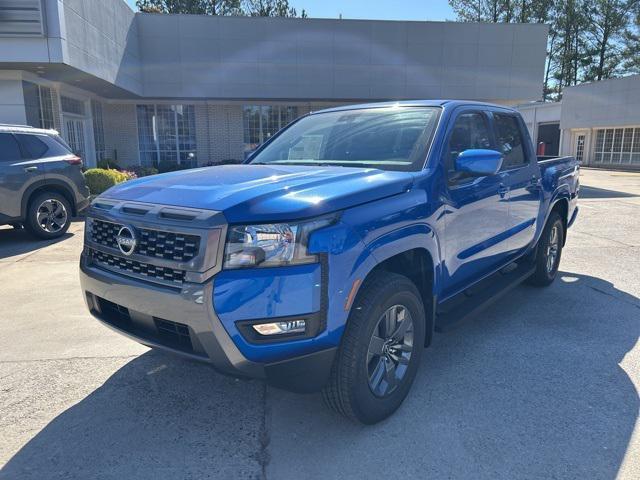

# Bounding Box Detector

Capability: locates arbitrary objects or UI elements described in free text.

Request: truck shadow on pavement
[579,185,638,199]
[2,272,639,479]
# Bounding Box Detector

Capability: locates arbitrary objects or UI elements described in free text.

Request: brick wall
[205,104,244,164]
[103,103,138,166]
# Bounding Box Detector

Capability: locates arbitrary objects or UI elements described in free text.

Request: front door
[64,117,86,160]
[491,111,541,255]
[441,110,510,298]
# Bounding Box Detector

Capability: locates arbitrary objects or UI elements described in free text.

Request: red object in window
[65,155,83,166]
[537,142,546,156]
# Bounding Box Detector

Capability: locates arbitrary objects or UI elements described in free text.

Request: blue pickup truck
[80,100,579,423]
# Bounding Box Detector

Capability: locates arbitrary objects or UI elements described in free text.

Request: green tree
[448,0,640,100]
[136,0,307,17]
[583,0,640,81]
[622,10,640,73]
[242,0,307,17]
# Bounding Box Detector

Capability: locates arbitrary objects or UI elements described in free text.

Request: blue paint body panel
[97,100,580,366]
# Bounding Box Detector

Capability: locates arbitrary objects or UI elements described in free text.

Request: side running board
[435,262,536,332]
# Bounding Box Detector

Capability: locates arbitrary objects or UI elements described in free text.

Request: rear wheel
[322,272,425,424]
[527,211,564,287]
[25,192,71,240]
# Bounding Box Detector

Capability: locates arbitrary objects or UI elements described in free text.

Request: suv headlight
[223,216,335,269]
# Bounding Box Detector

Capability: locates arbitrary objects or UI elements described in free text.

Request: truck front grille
[89,248,186,285]
[90,219,200,262]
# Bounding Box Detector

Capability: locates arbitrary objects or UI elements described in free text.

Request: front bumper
[80,255,336,393]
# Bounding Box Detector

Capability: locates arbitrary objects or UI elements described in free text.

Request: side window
[446,112,492,181]
[41,135,72,156]
[494,113,527,169]
[0,133,22,163]
[15,134,50,159]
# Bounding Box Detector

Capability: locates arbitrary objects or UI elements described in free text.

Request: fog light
[252,319,306,336]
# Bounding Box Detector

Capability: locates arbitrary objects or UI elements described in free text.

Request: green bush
[84,168,132,195]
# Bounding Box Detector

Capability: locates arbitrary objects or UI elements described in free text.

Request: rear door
[490,111,541,254]
[0,132,44,220]
[15,133,88,201]
[440,109,511,298]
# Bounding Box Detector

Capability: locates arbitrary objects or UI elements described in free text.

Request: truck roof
[312,100,517,115]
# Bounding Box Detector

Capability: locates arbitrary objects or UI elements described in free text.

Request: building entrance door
[573,131,587,163]
[64,117,86,160]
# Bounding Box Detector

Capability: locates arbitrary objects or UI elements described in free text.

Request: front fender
[309,190,441,345]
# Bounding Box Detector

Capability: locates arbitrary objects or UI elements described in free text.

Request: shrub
[127,165,159,177]
[84,168,132,195]
[96,158,122,170]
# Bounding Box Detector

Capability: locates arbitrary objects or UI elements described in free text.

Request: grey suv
[0,124,90,239]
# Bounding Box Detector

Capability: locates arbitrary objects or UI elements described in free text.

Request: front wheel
[322,272,425,424]
[25,192,71,240]
[527,211,565,287]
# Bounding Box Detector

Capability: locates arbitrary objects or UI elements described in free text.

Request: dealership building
[518,75,640,169]
[0,0,551,168]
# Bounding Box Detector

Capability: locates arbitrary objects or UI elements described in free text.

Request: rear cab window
[0,133,22,163]
[493,113,528,170]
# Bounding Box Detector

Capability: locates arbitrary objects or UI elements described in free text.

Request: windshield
[248,106,441,172]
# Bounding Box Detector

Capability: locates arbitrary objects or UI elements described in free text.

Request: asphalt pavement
[1,167,639,479]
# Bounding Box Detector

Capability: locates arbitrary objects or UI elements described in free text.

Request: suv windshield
[249,106,441,172]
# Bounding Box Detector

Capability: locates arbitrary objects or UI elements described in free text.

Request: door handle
[24,166,38,173]
[498,184,508,198]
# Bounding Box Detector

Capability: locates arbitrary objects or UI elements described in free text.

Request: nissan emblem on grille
[115,226,137,256]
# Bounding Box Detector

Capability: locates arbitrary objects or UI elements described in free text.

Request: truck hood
[102,165,414,222]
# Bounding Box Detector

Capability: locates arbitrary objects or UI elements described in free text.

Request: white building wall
[515,102,562,149]
[0,75,27,125]
[560,75,640,169]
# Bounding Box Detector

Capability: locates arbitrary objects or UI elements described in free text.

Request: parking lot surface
[1,168,639,479]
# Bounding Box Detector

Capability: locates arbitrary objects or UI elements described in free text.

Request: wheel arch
[22,180,77,218]
[550,197,569,245]
[355,245,438,348]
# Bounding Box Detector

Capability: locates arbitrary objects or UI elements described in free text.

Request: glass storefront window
[242,105,299,154]
[136,104,197,167]
[593,127,640,164]
[91,100,106,161]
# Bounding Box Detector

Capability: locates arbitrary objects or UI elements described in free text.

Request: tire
[322,271,426,424]
[527,211,564,287]
[25,192,72,240]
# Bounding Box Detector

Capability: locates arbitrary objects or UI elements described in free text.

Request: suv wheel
[25,192,71,239]
[322,271,425,424]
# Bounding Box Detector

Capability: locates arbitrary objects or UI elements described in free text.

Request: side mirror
[455,149,503,176]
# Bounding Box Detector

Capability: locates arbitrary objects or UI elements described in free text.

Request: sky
[124,0,456,22]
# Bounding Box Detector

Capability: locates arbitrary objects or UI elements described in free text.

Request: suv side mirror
[455,149,503,176]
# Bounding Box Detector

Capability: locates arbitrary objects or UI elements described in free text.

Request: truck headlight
[223,216,335,269]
